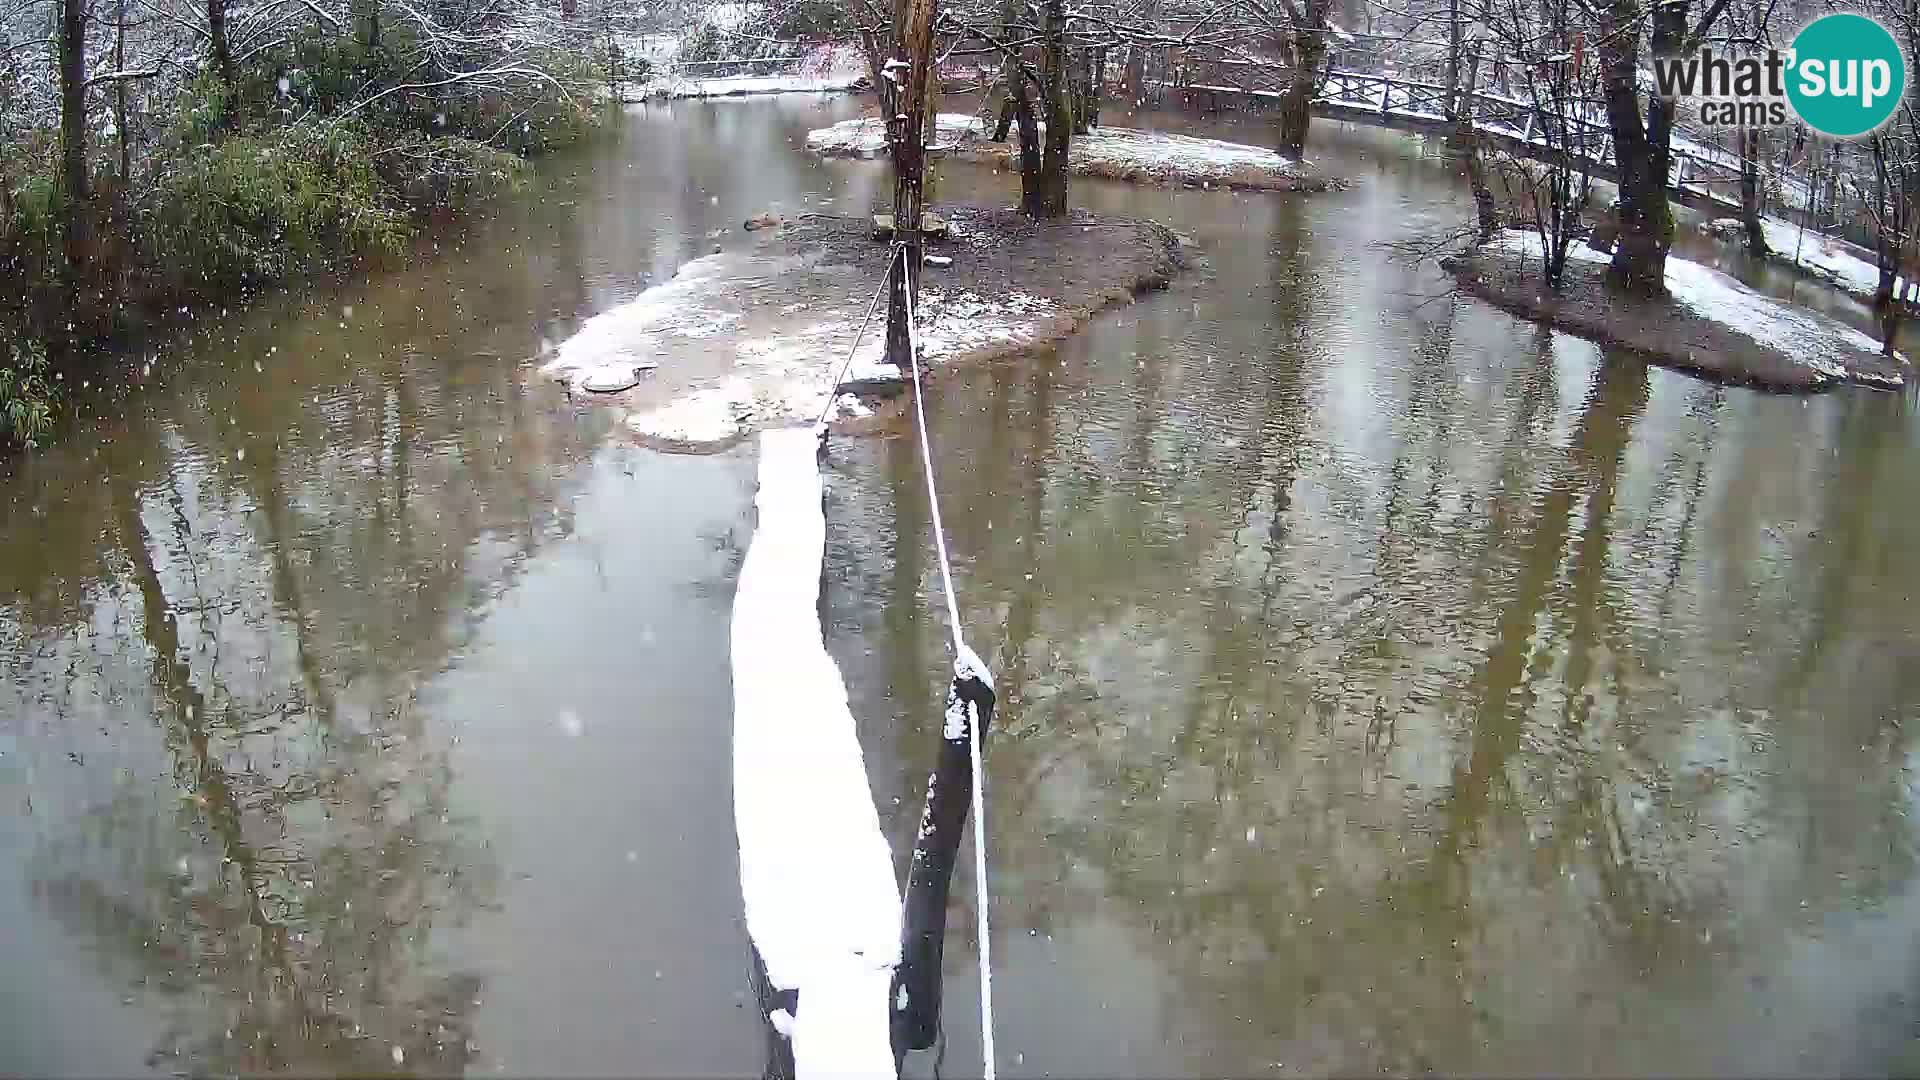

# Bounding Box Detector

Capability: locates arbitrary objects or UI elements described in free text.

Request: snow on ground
[806,114,1316,187]
[543,248,1061,446]
[1071,125,1313,186]
[1746,218,1880,299]
[1486,229,1900,386]
[540,254,741,392]
[638,42,866,100]
[1663,258,1893,383]
[1704,216,1882,299]
[915,287,1057,356]
[804,113,986,157]
[643,72,864,99]
[731,425,900,1079]
[621,286,1056,443]
[1484,229,1609,268]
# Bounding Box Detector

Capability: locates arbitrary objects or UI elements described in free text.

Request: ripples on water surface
[3,94,1919,1077]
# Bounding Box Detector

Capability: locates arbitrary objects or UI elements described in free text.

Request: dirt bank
[1443,231,1907,392]
[806,113,1338,193]
[539,206,1183,449]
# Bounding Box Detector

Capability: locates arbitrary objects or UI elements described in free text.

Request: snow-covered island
[805,113,1338,193]
[1444,230,1907,392]
[538,208,1183,448]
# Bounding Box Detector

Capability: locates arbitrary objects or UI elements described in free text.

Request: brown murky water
[4,93,1919,1077]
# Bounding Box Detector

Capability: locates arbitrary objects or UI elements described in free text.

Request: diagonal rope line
[898,240,996,1080]
[814,259,898,431]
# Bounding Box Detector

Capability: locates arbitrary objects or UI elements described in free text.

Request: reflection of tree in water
[5,246,609,1072]
[28,457,498,1074]
[860,304,1920,1073]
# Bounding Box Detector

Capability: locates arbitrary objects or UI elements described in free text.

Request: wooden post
[891,670,997,1058]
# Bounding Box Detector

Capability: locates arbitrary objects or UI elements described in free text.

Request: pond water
[3,93,1918,1077]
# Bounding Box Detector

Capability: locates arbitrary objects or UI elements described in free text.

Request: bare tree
[1272,0,1333,158]
[1849,0,1920,356]
[1598,0,1733,295]
[1469,0,1598,288]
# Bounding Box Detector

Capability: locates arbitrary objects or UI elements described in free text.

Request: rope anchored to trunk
[826,242,999,1080]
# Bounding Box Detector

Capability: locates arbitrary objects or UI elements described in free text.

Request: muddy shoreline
[541,205,1185,449]
[1443,243,1907,392]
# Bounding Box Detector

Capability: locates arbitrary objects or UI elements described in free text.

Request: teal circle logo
[1787,13,1907,137]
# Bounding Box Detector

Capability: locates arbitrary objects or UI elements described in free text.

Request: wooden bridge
[1172,67,1748,216]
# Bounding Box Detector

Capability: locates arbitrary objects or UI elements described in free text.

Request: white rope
[899,245,964,650]
[898,242,996,1080]
[813,263,896,431]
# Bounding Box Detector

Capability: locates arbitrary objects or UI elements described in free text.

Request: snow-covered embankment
[1445,229,1906,390]
[1703,216,1883,300]
[805,113,1336,192]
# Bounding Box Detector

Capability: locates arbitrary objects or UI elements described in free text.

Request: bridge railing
[1178,68,1749,205]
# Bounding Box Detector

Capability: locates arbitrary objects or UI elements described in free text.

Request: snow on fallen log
[731,426,901,1079]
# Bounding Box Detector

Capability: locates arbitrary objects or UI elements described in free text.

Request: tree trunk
[1035,0,1071,217]
[58,0,89,286]
[1601,0,1680,296]
[208,0,235,93]
[115,0,130,181]
[993,94,1014,140]
[988,0,1020,141]
[1012,75,1045,215]
[1738,125,1767,254]
[1871,135,1902,356]
[1125,44,1145,107]
[1275,26,1326,161]
[859,28,887,97]
[1453,44,1496,240]
[884,0,937,369]
[1444,0,1462,119]
[1070,49,1090,135]
[1089,46,1105,127]
[1875,276,1902,356]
